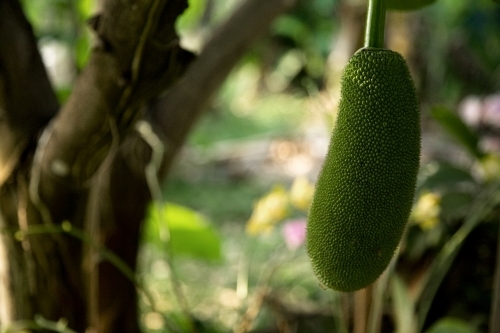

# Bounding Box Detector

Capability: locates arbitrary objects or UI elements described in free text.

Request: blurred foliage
[391,274,418,333]
[17,0,500,332]
[245,177,313,236]
[424,318,479,333]
[144,202,221,261]
[20,0,92,100]
[423,0,500,100]
[246,185,289,235]
[186,61,310,148]
[269,0,338,87]
[412,191,442,230]
[164,178,268,223]
[387,0,438,11]
[175,0,207,31]
[399,90,500,332]
[431,106,484,159]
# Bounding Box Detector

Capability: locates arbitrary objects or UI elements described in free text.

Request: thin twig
[29,120,56,226]
[136,120,194,331]
[0,315,79,333]
[234,243,297,333]
[8,223,182,333]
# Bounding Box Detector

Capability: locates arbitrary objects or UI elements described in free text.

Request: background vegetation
[13,0,500,332]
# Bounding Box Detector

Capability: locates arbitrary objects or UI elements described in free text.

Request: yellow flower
[480,153,500,181]
[289,177,315,211]
[412,191,441,230]
[246,186,289,236]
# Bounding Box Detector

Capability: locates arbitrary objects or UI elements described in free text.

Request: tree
[0,0,296,331]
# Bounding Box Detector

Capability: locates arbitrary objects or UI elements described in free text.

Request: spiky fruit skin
[306,48,420,292]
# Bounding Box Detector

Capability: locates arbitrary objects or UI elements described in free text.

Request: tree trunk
[0,0,296,332]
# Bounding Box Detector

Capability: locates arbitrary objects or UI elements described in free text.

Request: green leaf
[78,0,94,18]
[440,192,474,220]
[175,0,206,31]
[272,16,311,46]
[417,161,475,193]
[56,87,72,104]
[417,184,500,331]
[75,33,90,69]
[431,106,484,159]
[424,318,478,333]
[144,202,221,261]
[391,274,417,333]
[387,0,438,11]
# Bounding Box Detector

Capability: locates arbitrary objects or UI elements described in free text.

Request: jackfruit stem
[364,0,386,48]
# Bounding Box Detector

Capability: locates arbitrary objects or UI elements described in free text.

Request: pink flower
[459,93,500,129]
[483,93,500,128]
[282,219,307,250]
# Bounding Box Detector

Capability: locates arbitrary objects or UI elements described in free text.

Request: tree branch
[34,0,192,223]
[0,0,58,186]
[151,0,297,175]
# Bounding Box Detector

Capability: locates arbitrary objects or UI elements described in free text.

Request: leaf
[439,192,474,220]
[431,106,484,159]
[75,33,90,69]
[417,161,475,193]
[416,183,500,331]
[175,0,206,31]
[144,202,222,261]
[424,318,478,333]
[272,15,311,45]
[78,0,94,18]
[387,0,438,11]
[391,274,417,333]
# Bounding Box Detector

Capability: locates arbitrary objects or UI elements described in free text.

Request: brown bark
[0,0,76,326]
[0,0,296,331]
[0,0,190,330]
[0,0,58,186]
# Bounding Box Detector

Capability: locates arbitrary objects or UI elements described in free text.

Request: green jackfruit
[307,48,420,292]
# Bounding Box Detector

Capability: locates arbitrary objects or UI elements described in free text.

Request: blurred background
[20,0,500,332]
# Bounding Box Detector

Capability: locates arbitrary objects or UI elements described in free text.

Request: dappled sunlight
[13,0,500,332]
[145,1,500,327]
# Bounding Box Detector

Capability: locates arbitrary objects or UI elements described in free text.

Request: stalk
[489,220,500,333]
[364,0,387,48]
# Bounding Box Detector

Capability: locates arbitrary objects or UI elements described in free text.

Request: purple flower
[282,219,307,250]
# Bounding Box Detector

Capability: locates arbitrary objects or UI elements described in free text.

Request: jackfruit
[306,48,420,292]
